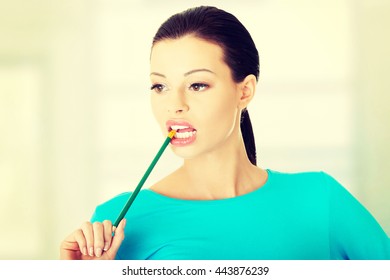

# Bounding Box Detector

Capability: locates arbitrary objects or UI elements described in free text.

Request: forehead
[150,36,227,73]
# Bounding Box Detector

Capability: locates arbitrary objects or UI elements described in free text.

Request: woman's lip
[166,120,196,132]
[170,131,197,146]
[166,120,197,146]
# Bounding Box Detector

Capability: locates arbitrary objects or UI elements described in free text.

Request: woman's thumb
[108,218,126,258]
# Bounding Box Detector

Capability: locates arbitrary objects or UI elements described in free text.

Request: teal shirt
[91,170,390,259]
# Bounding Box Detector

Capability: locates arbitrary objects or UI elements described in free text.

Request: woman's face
[150,35,245,160]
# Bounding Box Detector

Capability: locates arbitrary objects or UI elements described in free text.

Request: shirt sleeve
[90,208,100,223]
[322,172,390,259]
[90,192,131,223]
[90,204,115,223]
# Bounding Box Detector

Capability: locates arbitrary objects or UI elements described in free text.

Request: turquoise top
[91,170,390,260]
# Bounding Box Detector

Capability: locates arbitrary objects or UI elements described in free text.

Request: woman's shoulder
[265,168,346,198]
[267,168,338,187]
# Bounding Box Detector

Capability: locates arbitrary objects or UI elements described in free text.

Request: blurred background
[0,0,389,259]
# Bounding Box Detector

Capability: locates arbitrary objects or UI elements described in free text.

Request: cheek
[201,93,239,132]
[215,89,239,117]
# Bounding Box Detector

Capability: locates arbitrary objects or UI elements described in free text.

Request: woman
[60,6,390,260]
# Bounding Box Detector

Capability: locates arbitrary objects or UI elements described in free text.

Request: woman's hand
[60,218,126,260]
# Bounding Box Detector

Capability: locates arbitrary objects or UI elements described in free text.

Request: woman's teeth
[169,124,197,139]
[174,130,197,139]
[171,125,189,130]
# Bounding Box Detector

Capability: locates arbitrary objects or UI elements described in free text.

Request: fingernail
[95,248,102,258]
[82,247,87,256]
[89,247,94,256]
[103,242,109,251]
[123,218,127,228]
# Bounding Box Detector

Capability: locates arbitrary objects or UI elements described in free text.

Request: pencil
[112,130,176,230]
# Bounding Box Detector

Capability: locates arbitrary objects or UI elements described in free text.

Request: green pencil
[112,130,176,231]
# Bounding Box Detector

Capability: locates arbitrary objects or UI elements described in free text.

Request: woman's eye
[150,84,166,93]
[189,83,209,92]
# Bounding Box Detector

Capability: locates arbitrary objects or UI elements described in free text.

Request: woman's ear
[238,74,257,109]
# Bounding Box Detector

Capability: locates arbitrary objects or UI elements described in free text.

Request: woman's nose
[167,91,189,114]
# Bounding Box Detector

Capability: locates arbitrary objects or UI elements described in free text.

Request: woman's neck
[151,133,267,200]
[180,142,264,199]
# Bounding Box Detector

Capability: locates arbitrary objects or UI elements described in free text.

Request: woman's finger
[102,220,113,252]
[60,229,87,259]
[92,222,104,258]
[106,218,126,259]
[81,221,94,257]
[72,229,88,256]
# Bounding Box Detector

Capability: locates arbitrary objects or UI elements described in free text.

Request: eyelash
[189,83,209,92]
[150,83,209,94]
[150,84,166,93]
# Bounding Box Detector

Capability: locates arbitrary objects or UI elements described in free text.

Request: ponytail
[240,108,257,165]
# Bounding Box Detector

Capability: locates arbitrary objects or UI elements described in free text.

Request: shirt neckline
[144,168,273,204]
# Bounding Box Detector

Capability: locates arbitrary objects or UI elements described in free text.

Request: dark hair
[152,6,259,165]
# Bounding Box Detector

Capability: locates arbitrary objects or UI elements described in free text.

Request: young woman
[60,6,390,260]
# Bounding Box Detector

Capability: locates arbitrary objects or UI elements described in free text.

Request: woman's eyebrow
[150,72,166,78]
[150,68,216,78]
[184,68,216,76]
